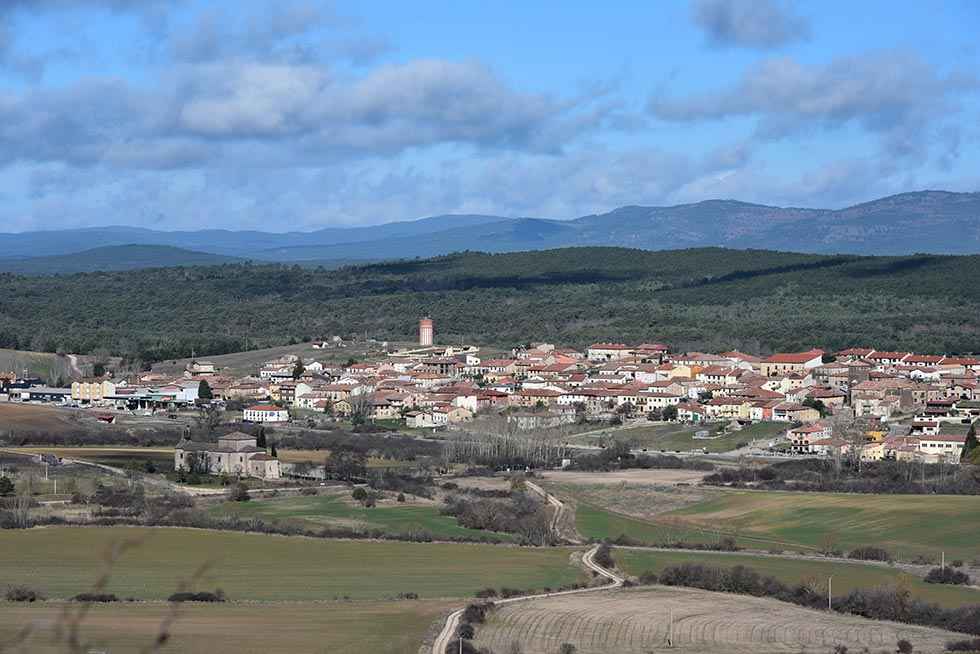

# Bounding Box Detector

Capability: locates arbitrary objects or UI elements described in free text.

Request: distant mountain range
[0,245,244,274]
[1,190,977,273]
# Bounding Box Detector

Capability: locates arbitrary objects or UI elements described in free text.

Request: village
[1,317,975,480]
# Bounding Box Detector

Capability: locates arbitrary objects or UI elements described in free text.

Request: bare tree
[195,404,223,437]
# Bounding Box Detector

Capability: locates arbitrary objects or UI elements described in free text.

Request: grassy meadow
[208,492,516,542]
[0,527,583,601]
[664,490,980,561]
[617,549,980,609]
[574,501,755,548]
[0,600,454,654]
[570,421,787,453]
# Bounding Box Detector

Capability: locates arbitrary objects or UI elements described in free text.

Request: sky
[0,0,978,232]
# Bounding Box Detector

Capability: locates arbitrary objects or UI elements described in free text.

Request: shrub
[925,567,971,585]
[474,588,498,598]
[351,487,368,502]
[848,546,892,563]
[462,602,493,624]
[72,593,119,602]
[952,560,965,568]
[397,492,406,502]
[444,640,483,654]
[559,645,577,654]
[167,590,225,602]
[5,586,43,602]
[228,483,250,502]
[897,639,913,654]
[593,543,615,570]
[457,623,475,640]
[299,487,318,496]
[947,638,980,652]
[638,572,659,585]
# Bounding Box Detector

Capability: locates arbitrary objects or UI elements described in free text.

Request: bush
[593,544,615,570]
[351,487,368,501]
[462,602,493,624]
[559,645,576,654]
[228,483,250,502]
[848,546,892,563]
[444,640,483,654]
[457,622,475,640]
[299,487,318,496]
[397,492,406,502]
[925,567,971,585]
[72,593,119,602]
[897,639,913,654]
[474,588,498,598]
[947,638,980,652]
[653,562,980,636]
[167,590,225,602]
[5,586,43,602]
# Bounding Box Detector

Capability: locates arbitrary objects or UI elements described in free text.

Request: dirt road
[430,545,623,654]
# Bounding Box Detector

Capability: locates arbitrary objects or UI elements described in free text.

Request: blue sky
[1,0,978,232]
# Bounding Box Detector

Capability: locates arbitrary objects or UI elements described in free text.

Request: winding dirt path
[430,545,623,654]
[525,479,582,544]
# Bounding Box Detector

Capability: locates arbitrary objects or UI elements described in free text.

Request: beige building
[760,350,824,377]
[174,432,281,479]
[71,378,117,404]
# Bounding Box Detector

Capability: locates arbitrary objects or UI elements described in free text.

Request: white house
[243,404,289,423]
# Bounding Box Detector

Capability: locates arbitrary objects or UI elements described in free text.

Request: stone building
[174,432,281,479]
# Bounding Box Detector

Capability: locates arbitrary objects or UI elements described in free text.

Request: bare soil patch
[539,468,709,487]
[474,586,965,654]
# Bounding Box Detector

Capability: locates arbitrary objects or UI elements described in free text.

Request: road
[525,479,581,544]
[430,543,624,654]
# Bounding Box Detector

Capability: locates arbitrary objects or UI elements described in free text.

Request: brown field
[473,587,965,654]
[538,468,710,486]
[0,403,86,431]
[0,599,455,654]
[275,448,415,468]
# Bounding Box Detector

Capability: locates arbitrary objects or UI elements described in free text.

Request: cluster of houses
[178,342,975,464]
[4,340,977,467]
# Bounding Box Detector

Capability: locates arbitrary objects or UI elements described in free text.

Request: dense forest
[0,246,978,363]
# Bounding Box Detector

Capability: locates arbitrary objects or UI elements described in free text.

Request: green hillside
[1,246,979,362]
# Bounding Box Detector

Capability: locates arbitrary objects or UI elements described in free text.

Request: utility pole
[942,551,945,570]
[667,606,673,648]
[828,576,833,611]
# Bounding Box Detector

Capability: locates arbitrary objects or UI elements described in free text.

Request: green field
[572,421,787,453]
[617,549,980,609]
[0,599,453,654]
[0,527,583,601]
[209,493,516,542]
[575,501,753,548]
[665,490,980,561]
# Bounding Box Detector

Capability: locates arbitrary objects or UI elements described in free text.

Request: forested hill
[0,244,241,275]
[0,246,977,363]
